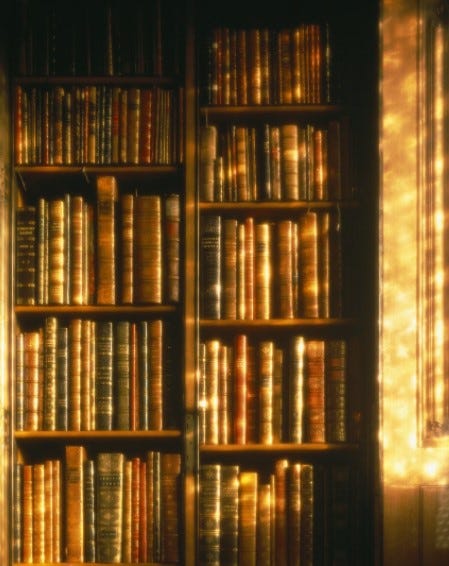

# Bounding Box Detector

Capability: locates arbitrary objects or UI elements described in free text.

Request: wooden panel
[383,485,420,566]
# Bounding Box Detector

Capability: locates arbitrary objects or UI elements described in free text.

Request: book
[23,330,41,431]
[256,478,272,566]
[96,452,125,563]
[325,339,347,442]
[32,463,45,562]
[13,462,23,562]
[199,464,221,565]
[134,194,162,304]
[22,464,33,563]
[289,335,306,442]
[298,211,319,318]
[96,175,118,305]
[254,222,272,319]
[95,321,114,430]
[83,459,96,562]
[165,193,181,303]
[70,195,85,304]
[148,319,164,430]
[238,471,258,566]
[68,318,82,431]
[200,124,218,202]
[258,340,274,444]
[201,215,222,319]
[43,316,58,430]
[65,445,86,562]
[15,206,37,305]
[304,339,326,442]
[115,320,130,430]
[234,333,248,444]
[48,198,66,305]
[222,218,238,319]
[220,465,239,565]
[160,453,181,562]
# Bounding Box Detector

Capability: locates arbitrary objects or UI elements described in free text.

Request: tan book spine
[165,193,180,303]
[318,211,331,318]
[120,193,134,304]
[274,459,288,565]
[139,88,153,164]
[236,29,248,105]
[127,87,141,164]
[160,453,181,563]
[272,347,284,443]
[277,219,295,318]
[70,195,84,305]
[244,217,255,320]
[218,343,232,444]
[235,126,249,201]
[305,339,326,442]
[43,316,58,431]
[200,124,218,202]
[248,28,262,105]
[313,128,328,200]
[24,330,41,431]
[43,460,53,562]
[259,340,274,444]
[22,464,33,562]
[68,319,82,431]
[255,222,272,320]
[205,339,220,445]
[32,463,45,563]
[148,319,163,430]
[278,30,293,104]
[256,480,272,565]
[52,459,61,562]
[48,198,65,305]
[280,124,299,200]
[131,457,141,562]
[298,211,319,318]
[234,334,247,444]
[122,459,133,563]
[80,319,93,430]
[223,218,238,319]
[65,445,86,562]
[238,471,258,566]
[96,175,118,305]
[135,195,162,303]
[289,335,305,442]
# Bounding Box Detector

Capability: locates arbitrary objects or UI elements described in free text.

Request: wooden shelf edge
[15,430,182,441]
[15,304,179,316]
[200,317,358,328]
[200,442,359,454]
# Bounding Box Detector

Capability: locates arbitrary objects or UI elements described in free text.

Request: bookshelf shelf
[15,430,182,441]
[200,318,359,329]
[13,75,180,86]
[199,200,358,212]
[200,104,346,121]
[15,305,178,317]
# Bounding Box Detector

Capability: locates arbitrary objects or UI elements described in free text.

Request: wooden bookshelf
[0,0,379,564]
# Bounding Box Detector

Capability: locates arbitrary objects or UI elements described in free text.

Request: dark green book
[15,206,37,305]
[95,321,114,430]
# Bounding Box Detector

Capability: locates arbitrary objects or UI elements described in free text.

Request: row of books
[199,461,352,565]
[14,84,182,165]
[14,0,182,77]
[200,121,348,202]
[199,335,346,445]
[13,447,181,563]
[200,212,343,320]
[16,317,179,432]
[16,177,180,306]
[203,24,332,106]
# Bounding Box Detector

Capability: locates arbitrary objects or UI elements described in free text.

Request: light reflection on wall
[381,0,449,484]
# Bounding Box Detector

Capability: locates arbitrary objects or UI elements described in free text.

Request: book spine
[43,316,58,430]
[83,459,96,562]
[165,193,180,303]
[160,453,181,562]
[148,319,163,430]
[199,464,221,565]
[96,176,118,304]
[95,321,114,430]
[48,198,65,305]
[220,465,239,565]
[96,452,125,563]
[238,471,258,566]
[115,320,130,430]
[64,445,86,562]
[135,195,162,304]
[120,192,134,304]
[201,215,222,319]
[68,318,82,431]
[15,206,37,306]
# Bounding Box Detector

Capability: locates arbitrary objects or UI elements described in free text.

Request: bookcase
[0,0,379,564]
